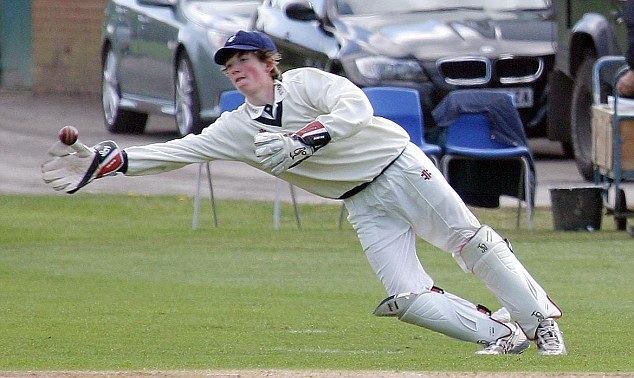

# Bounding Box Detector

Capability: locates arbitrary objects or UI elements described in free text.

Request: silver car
[101,0,258,136]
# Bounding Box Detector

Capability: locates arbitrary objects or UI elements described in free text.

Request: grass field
[0,194,632,375]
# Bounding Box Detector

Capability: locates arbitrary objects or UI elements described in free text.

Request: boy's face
[223,52,274,93]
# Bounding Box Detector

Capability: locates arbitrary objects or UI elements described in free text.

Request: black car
[252,0,556,141]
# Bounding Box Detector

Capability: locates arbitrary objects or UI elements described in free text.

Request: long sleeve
[124,112,256,176]
[123,67,410,199]
[284,68,375,141]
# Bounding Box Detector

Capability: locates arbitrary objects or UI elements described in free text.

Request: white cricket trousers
[343,143,481,295]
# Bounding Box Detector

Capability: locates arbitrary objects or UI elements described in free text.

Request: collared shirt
[124,67,410,199]
[244,81,287,121]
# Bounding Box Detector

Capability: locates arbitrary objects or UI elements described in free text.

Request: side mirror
[285,1,319,22]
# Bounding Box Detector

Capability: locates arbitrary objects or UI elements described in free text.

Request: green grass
[0,194,632,373]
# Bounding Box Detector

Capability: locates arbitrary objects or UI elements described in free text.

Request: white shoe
[535,319,567,355]
[476,322,530,355]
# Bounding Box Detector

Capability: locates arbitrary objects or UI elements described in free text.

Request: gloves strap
[67,141,125,194]
[292,121,331,151]
[94,141,126,178]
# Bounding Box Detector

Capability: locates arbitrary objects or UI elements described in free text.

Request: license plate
[498,87,534,108]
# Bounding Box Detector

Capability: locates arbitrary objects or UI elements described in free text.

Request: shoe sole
[538,348,567,356]
[474,340,531,355]
[508,339,530,354]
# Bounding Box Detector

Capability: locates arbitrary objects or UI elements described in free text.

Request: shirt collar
[245,80,288,119]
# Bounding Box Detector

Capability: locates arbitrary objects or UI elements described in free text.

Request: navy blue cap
[214,31,277,65]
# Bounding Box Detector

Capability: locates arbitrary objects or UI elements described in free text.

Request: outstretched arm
[41,128,126,194]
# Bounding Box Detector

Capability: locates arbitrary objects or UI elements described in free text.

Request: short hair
[223,50,282,80]
[255,50,282,80]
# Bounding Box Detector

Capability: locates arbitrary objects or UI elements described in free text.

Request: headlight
[355,56,425,81]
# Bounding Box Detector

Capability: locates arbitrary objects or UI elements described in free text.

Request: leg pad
[457,225,562,338]
[374,288,511,344]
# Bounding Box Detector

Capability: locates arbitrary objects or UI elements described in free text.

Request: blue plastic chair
[440,112,534,228]
[219,89,245,112]
[338,86,442,228]
[193,90,301,229]
[362,86,442,165]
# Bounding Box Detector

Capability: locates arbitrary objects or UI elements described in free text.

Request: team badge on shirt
[421,169,432,180]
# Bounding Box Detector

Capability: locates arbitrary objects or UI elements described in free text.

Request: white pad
[456,225,562,339]
[374,290,511,344]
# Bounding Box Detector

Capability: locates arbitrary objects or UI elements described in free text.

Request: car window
[336,0,549,16]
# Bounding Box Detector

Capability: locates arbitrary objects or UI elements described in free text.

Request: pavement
[1,89,632,210]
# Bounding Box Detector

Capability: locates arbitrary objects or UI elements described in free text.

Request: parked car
[547,0,628,181]
[101,0,259,136]
[252,0,556,142]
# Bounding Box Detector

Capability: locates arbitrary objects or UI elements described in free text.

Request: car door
[113,0,144,96]
[132,0,180,101]
[254,0,338,73]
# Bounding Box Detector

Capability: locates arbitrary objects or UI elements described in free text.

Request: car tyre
[570,55,596,181]
[101,48,148,134]
[175,55,205,136]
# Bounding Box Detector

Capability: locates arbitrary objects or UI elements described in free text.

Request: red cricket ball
[58,125,78,145]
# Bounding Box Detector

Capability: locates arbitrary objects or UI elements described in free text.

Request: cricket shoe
[535,319,567,355]
[476,322,530,355]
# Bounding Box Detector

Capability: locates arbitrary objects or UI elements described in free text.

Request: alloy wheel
[102,50,120,126]
[175,59,195,136]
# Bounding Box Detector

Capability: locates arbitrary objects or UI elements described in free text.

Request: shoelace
[537,326,561,349]
[484,333,513,352]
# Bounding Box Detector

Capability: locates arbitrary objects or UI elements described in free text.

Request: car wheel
[175,55,205,136]
[101,48,148,134]
[570,55,596,181]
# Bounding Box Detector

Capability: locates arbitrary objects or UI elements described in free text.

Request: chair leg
[273,180,302,230]
[337,202,347,229]
[516,197,521,229]
[205,162,218,228]
[192,163,204,230]
[193,162,217,229]
[525,170,533,231]
[289,183,301,229]
[520,157,533,230]
[516,164,522,229]
[273,179,282,230]
[440,155,452,178]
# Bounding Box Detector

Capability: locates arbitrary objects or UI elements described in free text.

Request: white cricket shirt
[125,68,410,199]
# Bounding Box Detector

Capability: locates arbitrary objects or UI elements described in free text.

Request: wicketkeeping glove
[41,140,126,194]
[254,121,331,176]
[254,132,313,175]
